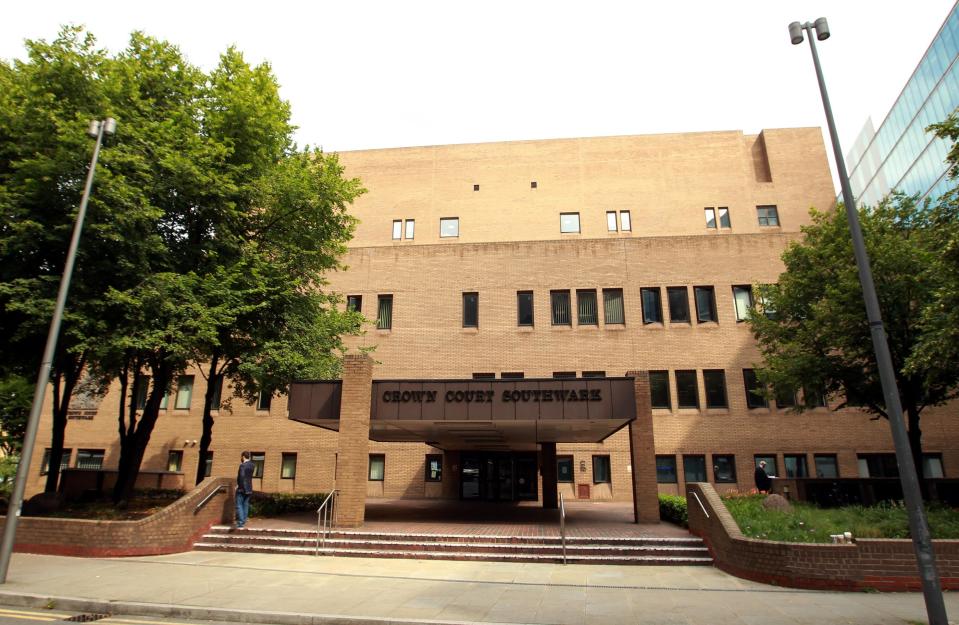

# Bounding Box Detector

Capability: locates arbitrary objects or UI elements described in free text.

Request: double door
[460,452,537,501]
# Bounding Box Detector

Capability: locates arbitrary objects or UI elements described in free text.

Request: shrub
[249,492,331,517]
[659,494,688,527]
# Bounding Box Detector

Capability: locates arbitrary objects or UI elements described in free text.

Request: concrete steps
[194,526,713,565]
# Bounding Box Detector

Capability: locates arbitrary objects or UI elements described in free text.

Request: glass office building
[847,2,959,206]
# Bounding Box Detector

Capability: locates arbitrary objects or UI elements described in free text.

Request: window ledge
[604,324,626,331]
[550,325,573,331]
[461,327,479,334]
[643,322,665,329]
[516,326,535,332]
[376,329,392,335]
[696,321,720,327]
[667,321,692,327]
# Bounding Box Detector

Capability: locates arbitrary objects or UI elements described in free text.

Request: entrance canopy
[289,378,637,451]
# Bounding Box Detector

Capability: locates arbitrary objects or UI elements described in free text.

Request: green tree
[748,194,959,483]
[0,375,31,456]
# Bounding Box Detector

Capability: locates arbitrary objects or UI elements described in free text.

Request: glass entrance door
[460,452,538,501]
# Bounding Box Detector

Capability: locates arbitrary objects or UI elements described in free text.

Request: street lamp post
[789,18,947,625]
[0,117,116,584]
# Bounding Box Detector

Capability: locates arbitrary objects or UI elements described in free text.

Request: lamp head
[789,21,804,45]
[86,120,101,139]
[814,17,830,41]
[102,117,117,136]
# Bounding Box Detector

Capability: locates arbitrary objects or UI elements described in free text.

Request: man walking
[235,451,254,529]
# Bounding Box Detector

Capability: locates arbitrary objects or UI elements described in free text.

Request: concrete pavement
[0,551,955,625]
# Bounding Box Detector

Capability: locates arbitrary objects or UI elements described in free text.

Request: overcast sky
[3,1,956,193]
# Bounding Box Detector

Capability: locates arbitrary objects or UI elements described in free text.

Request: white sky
[2,1,956,193]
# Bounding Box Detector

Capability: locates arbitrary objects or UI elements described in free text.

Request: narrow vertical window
[694,286,717,323]
[377,294,393,330]
[204,452,213,478]
[251,452,265,478]
[606,211,618,232]
[649,371,671,409]
[732,285,753,321]
[557,457,574,482]
[347,295,362,313]
[641,287,663,324]
[257,389,272,412]
[719,207,731,228]
[462,292,479,328]
[703,369,728,408]
[592,455,611,483]
[743,369,768,408]
[369,454,385,481]
[175,376,194,410]
[704,207,717,229]
[281,453,298,479]
[603,288,625,324]
[405,219,415,239]
[667,287,689,322]
[620,211,631,231]
[133,375,150,410]
[551,290,571,325]
[167,450,183,472]
[576,289,598,325]
[560,212,580,233]
[517,291,534,326]
[392,220,402,240]
[426,454,443,482]
[675,370,699,409]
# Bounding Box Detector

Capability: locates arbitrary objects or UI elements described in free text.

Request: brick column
[625,370,660,523]
[335,354,374,527]
[541,442,557,509]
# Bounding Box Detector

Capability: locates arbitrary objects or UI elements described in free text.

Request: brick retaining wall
[0,477,233,557]
[686,482,959,591]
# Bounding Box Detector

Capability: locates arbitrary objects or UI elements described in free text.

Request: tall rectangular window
[606,211,618,231]
[732,285,753,322]
[694,286,717,323]
[560,212,580,233]
[603,288,625,324]
[392,220,402,240]
[641,288,663,324]
[369,454,385,481]
[281,453,297,479]
[347,295,362,312]
[133,375,150,410]
[656,455,678,483]
[814,454,839,478]
[683,455,707,482]
[426,454,443,482]
[592,455,611,483]
[784,454,809,478]
[713,455,737,483]
[757,205,780,226]
[377,294,393,330]
[705,207,717,229]
[251,452,265,478]
[257,389,272,412]
[718,207,731,228]
[175,375,194,410]
[675,370,699,409]
[462,292,479,328]
[76,449,104,470]
[41,448,72,475]
[577,289,598,325]
[440,217,459,238]
[649,371,671,408]
[551,290,571,325]
[703,369,728,408]
[667,287,689,322]
[517,291,534,326]
[167,450,183,472]
[404,219,415,240]
[743,369,768,408]
[557,456,574,483]
[620,211,631,231]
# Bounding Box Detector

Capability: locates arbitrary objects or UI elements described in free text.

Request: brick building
[28,128,958,520]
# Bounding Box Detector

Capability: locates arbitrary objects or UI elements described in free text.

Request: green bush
[659,494,688,527]
[249,492,331,517]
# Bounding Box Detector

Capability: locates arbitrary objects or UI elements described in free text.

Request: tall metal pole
[0,118,115,584]
[798,21,947,625]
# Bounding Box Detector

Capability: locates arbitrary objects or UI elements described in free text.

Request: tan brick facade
[26,128,959,512]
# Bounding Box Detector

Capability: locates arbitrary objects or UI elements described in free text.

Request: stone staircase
[194,526,713,565]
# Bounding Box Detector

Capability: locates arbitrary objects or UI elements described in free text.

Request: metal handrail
[559,492,567,565]
[193,484,225,515]
[315,489,338,556]
[691,491,710,519]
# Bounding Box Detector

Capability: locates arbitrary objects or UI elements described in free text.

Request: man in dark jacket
[235,451,254,528]
[754,460,772,493]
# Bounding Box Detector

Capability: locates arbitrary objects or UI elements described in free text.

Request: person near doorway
[235,450,254,529]
[754,460,772,494]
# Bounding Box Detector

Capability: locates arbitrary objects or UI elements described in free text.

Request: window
[713,455,737,483]
[775,386,796,408]
[560,212,580,233]
[392,220,402,240]
[592,455,611,483]
[210,375,223,411]
[743,369,768,409]
[757,205,780,226]
[694,286,717,323]
[705,207,717,229]
[376,294,393,330]
[576,289,598,325]
[551,290,572,325]
[683,455,707,483]
[40,448,71,475]
[553,371,576,379]
[347,295,362,312]
[76,449,104,470]
[203,452,213,478]
[257,389,272,412]
[857,453,898,478]
[667,287,690,322]
[426,454,443,481]
[755,455,778,478]
[784,454,809,478]
[703,369,728,409]
[620,211,631,232]
[462,292,479,328]
[159,390,168,410]
[175,376,194,410]
[582,371,605,378]
[641,288,663,324]
[923,453,944,478]
[167,450,183,472]
[649,371,670,409]
[814,454,839,478]
[404,219,415,240]
[281,453,297,479]
[133,376,150,410]
[369,454,385,481]
[656,455,678,483]
[472,373,495,380]
[440,217,459,238]
[675,370,699,409]
[501,372,525,379]
[557,456,574,483]
[251,452,265,478]
[803,386,827,408]
[732,285,753,322]
[603,288,625,324]
[718,207,731,228]
[517,291,534,326]
[607,211,618,231]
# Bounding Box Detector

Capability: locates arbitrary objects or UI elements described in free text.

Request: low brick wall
[0,477,233,557]
[686,482,959,591]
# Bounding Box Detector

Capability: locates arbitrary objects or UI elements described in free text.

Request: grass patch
[722,494,959,543]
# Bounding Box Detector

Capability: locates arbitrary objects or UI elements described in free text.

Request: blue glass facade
[847,2,959,206]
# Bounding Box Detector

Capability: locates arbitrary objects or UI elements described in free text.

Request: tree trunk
[905,402,926,499]
[43,357,83,493]
[194,352,220,486]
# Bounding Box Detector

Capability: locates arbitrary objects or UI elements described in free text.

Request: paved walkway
[0,551,956,625]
